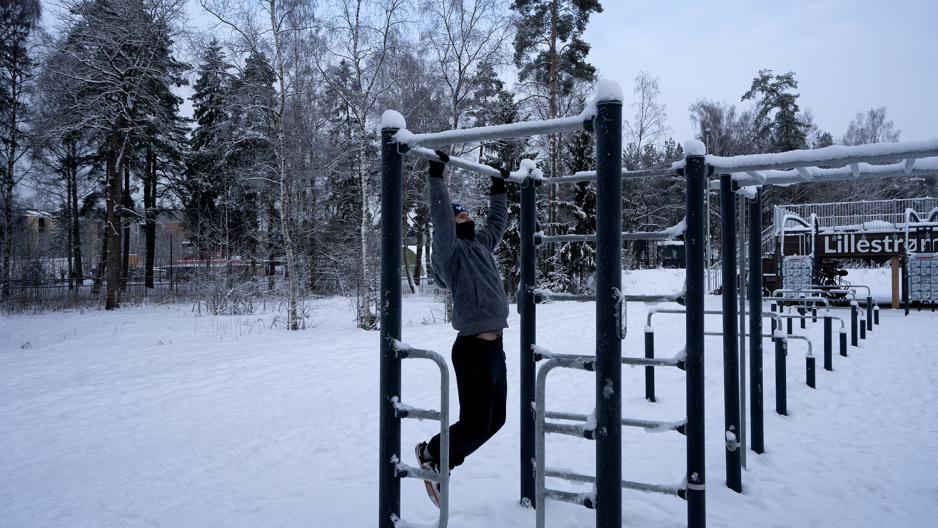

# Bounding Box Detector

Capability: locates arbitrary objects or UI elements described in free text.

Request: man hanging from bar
[414,150,511,508]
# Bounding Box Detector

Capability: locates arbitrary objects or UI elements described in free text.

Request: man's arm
[477,171,509,252]
[428,156,456,266]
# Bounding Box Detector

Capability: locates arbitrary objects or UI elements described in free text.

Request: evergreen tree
[741,69,809,152]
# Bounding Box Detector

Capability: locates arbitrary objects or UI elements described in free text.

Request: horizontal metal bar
[707,140,938,173]
[396,115,589,148]
[545,421,594,439]
[625,293,683,303]
[544,410,589,422]
[544,411,686,434]
[704,331,774,338]
[726,157,938,186]
[543,487,595,509]
[406,146,524,183]
[546,167,677,184]
[534,291,594,303]
[545,469,684,496]
[395,463,443,483]
[537,230,682,244]
[534,353,596,372]
[622,355,684,368]
[395,407,441,421]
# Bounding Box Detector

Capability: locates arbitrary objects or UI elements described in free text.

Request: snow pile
[582,78,624,118]
[381,110,406,130]
[684,139,706,156]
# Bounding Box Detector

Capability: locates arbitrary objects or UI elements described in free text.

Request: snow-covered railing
[728,157,938,187]
[404,146,540,183]
[544,166,676,185]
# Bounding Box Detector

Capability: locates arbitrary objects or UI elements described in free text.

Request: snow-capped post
[644,328,656,402]
[519,169,538,508]
[874,305,880,325]
[682,138,707,528]
[378,111,405,528]
[851,303,859,347]
[748,187,765,455]
[824,316,833,371]
[719,173,742,493]
[592,80,623,528]
[774,337,787,415]
[859,312,866,340]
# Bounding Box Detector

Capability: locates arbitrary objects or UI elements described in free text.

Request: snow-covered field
[2,270,937,527]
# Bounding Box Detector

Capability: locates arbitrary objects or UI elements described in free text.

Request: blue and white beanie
[451,202,469,217]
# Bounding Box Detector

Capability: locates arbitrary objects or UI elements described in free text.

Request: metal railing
[775,198,938,231]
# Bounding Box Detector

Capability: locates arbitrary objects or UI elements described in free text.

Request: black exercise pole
[851,304,858,347]
[874,306,880,325]
[787,317,793,335]
[519,176,538,507]
[840,329,848,357]
[645,328,656,402]
[806,355,816,389]
[860,315,866,340]
[685,149,707,528]
[824,316,833,371]
[748,188,765,454]
[774,338,787,415]
[379,125,404,528]
[866,296,873,331]
[594,98,623,528]
[719,175,742,493]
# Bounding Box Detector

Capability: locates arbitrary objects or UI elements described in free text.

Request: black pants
[428,335,507,470]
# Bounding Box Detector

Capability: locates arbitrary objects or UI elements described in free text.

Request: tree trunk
[270,0,300,330]
[105,133,126,310]
[65,175,74,290]
[69,140,83,286]
[144,145,156,288]
[92,223,107,296]
[357,133,376,329]
[1,75,17,300]
[121,158,131,290]
[402,206,415,294]
[413,211,425,286]
[547,0,560,263]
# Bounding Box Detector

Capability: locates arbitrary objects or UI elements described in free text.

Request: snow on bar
[380,110,406,130]
[728,156,938,187]
[710,138,938,173]
[394,114,589,149]
[406,146,529,183]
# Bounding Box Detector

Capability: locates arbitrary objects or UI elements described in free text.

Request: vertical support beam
[774,338,787,415]
[851,304,858,347]
[748,188,765,454]
[891,256,900,309]
[874,306,880,325]
[866,297,873,331]
[823,316,833,371]
[519,176,538,507]
[644,329,656,402]
[840,328,848,357]
[736,193,748,468]
[806,356,816,389]
[719,175,742,493]
[684,151,707,528]
[593,98,622,528]
[378,126,403,528]
[902,252,910,316]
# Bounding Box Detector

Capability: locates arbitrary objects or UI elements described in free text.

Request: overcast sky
[583,0,938,143]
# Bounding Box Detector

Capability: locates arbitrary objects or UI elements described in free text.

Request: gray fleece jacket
[429,178,509,336]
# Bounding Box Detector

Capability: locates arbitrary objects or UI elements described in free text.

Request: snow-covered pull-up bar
[389,79,623,149]
[725,156,938,187]
[404,146,539,183]
[707,139,938,172]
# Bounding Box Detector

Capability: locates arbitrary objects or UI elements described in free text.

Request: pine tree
[741,69,809,152]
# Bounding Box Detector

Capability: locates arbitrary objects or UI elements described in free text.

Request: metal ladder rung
[622,356,685,369]
[394,406,441,421]
[545,468,685,498]
[543,487,595,509]
[395,462,444,484]
[544,421,594,439]
[544,411,686,435]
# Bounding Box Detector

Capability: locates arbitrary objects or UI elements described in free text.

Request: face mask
[456,220,476,241]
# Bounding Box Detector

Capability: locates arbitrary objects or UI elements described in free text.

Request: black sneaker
[414,441,441,508]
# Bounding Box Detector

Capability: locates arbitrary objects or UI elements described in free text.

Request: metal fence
[776,197,938,230]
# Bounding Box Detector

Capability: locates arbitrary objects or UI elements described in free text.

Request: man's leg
[427,336,505,469]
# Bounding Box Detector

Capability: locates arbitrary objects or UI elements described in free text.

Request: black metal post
[787,317,793,335]
[770,303,777,332]
[902,254,909,316]
[840,329,848,357]
[774,338,787,416]
[719,175,742,493]
[851,304,858,347]
[812,307,817,323]
[645,329,656,402]
[824,316,833,371]
[685,150,707,527]
[866,296,873,331]
[748,189,765,455]
[860,316,866,340]
[806,356,816,388]
[379,126,403,528]
[519,176,538,507]
[594,99,622,528]
[874,306,880,325]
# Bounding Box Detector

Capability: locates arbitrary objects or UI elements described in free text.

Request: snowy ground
[1,270,937,527]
